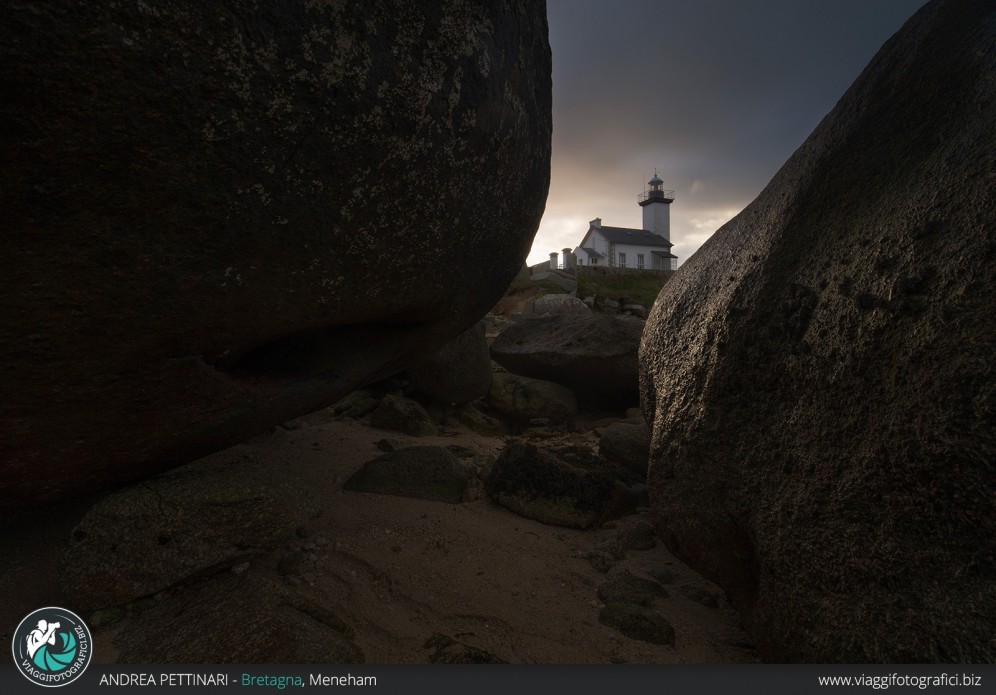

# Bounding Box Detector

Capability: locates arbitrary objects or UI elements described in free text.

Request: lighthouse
[638,171,674,242]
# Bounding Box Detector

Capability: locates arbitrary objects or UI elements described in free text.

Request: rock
[343,446,469,503]
[406,322,493,404]
[639,0,995,663]
[370,395,438,437]
[113,572,362,663]
[598,422,651,476]
[0,0,552,514]
[597,569,668,606]
[593,538,628,561]
[619,521,658,551]
[452,402,508,437]
[486,372,577,422]
[585,551,617,573]
[622,304,647,318]
[490,314,644,409]
[61,463,319,611]
[533,293,592,315]
[598,604,675,646]
[484,440,621,529]
[582,296,596,307]
[375,438,410,453]
[333,391,383,419]
[528,270,577,294]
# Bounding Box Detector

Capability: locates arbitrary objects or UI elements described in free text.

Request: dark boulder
[598,422,651,476]
[0,0,551,513]
[640,0,995,663]
[370,395,438,437]
[406,321,493,404]
[62,462,319,611]
[490,314,644,409]
[486,372,578,422]
[484,440,624,529]
[343,446,470,503]
[113,572,362,663]
[597,568,668,607]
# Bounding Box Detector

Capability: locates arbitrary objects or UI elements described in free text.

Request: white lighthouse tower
[638,171,674,241]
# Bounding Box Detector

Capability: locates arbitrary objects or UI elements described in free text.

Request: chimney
[591,217,602,228]
[549,252,558,270]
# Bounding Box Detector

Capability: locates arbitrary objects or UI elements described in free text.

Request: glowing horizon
[525,0,926,268]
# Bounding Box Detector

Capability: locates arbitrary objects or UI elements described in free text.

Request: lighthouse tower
[638,171,674,241]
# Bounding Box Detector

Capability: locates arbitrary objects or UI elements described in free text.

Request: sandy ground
[0,409,757,665]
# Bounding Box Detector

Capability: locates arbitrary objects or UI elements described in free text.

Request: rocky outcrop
[640,0,995,663]
[62,463,319,611]
[486,372,577,422]
[491,314,644,409]
[533,294,591,316]
[0,0,551,514]
[406,322,492,404]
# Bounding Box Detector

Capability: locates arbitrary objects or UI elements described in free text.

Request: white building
[572,174,678,270]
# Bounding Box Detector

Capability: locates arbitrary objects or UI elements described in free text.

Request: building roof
[580,247,604,259]
[652,250,678,259]
[597,226,673,248]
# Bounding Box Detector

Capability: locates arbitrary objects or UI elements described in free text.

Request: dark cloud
[531,0,927,265]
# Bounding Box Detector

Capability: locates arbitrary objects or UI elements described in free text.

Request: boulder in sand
[640,0,995,663]
[62,463,319,610]
[486,372,577,422]
[343,446,470,503]
[490,314,644,409]
[484,440,622,529]
[114,572,362,663]
[0,0,551,514]
[370,395,438,437]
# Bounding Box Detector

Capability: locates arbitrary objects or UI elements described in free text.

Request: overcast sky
[526,0,927,267]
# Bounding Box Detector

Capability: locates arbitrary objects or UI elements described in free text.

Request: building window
[618,252,626,268]
[637,254,645,269]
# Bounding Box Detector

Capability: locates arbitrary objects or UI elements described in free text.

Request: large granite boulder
[639,0,995,663]
[62,462,319,611]
[0,1,551,514]
[491,314,644,409]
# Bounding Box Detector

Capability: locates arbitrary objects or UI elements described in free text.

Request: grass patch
[576,268,674,313]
